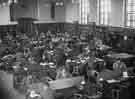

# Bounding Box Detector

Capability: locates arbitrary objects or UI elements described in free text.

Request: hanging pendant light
[55,1,63,6]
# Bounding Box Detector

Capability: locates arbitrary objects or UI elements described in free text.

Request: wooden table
[49,76,84,90]
[106,53,134,59]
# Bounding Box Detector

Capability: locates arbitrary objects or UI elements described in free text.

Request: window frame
[98,0,111,25]
[79,0,90,24]
[125,0,135,27]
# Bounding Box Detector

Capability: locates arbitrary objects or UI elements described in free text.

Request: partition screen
[79,0,90,24]
[126,0,135,27]
[99,0,111,25]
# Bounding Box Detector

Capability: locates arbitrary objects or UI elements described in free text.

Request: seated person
[113,59,127,74]
[97,69,120,81]
[97,62,121,81]
[27,82,54,99]
[98,60,127,81]
[56,66,72,79]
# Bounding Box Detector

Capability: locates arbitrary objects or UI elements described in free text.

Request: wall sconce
[55,1,63,6]
[0,0,18,7]
[14,0,18,3]
[2,2,6,6]
[124,35,128,40]
[8,0,18,5]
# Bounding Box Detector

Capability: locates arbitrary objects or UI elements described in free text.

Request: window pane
[79,0,89,24]
[126,0,135,27]
[99,0,111,25]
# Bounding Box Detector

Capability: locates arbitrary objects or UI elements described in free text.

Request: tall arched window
[99,0,111,25]
[79,0,90,24]
[126,0,135,27]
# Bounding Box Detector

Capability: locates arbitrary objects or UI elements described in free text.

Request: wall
[37,0,51,22]
[10,0,65,23]
[0,0,125,26]
[37,0,65,22]
[110,0,124,27]
[65,0,79,23]
[11,0,38,20]
[65,0,98,24]
[0,6,10,25]
[55,4,65,22]
[0,0,66,25]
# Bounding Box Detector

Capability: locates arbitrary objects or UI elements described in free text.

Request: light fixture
[55,2,59,6]
[8,0,12,5]
[59,2,63,6]
[124,35,128,40]
[2,2,6,6]
[14,0,18,4]
[55,1,63,6]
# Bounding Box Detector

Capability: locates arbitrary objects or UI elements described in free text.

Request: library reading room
[0,0,135,99]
